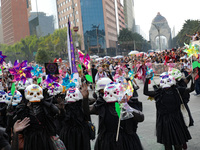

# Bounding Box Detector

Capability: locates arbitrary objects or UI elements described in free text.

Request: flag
[84,54,90,69]
[78,49,85,63]
[67,20,78,73]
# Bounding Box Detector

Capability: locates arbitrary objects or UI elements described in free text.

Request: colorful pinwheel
[62,73,76,89]
[31,65,43,77]
[0,51,7,65]
[184,43,199,58]
[9,60,33,84]
[46,74,59,92]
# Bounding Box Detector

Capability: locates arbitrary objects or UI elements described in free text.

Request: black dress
[59,101,91,150]
[144,79,192,146]
[16,102,57,150]
[94,97,143,150]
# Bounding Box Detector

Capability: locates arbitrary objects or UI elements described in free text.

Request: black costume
[59,99,91,150]
[93,96,144,150]
[15,100,59,150]
[144,78,194,146]
[176,76,194,126]
[0,103,7,128]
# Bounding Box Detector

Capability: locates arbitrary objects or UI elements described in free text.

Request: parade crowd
[0,47,200,150]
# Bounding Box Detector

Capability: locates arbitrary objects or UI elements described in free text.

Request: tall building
[123,0,135,32]
[1,0,30,45]
[28,0,59,37]
[57,0,125,55]
[0,7,4,44]
[29,12,55,37]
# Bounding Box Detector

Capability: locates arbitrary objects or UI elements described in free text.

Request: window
[67,14,69,18]
[76,11,78,14]
[75,3,77,7]
[64,16,67,20]
[69,6,71,9]
[66,7,68,11]
[61,10,63,14]
[77,19,79,22]
[63,1,65,5]
[66,0,68,3]
[64,9,66,12]
[69,0,71,2]
[70,14,72,17]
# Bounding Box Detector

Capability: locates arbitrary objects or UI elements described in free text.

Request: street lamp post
[96,24,100,55]
[152,23,161,52]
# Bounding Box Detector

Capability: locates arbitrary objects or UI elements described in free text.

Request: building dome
[152,12,167,23]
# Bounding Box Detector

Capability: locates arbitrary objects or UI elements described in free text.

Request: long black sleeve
[10,133,18,150]
[82,98,91,121]
[185,77,195,93]
[143,78,156,97]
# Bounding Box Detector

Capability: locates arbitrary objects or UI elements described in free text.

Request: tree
[172,19,200,47]
[35,48,50,64]
[118,28,151,51]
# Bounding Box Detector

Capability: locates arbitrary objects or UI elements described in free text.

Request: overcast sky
[134,0,200,40]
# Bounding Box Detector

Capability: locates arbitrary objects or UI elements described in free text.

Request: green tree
[118,28,151,51]
[35,48,50,64]
[172,19,200,47]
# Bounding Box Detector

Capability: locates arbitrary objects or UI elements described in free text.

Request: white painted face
[65,88,83,103]
[5,91,22,106]
[168,68,182,80]
[160,75,176,88]
[103,82,121,103]
[48,83,63,96]
[0,90,7,103]
[25,84,44,103]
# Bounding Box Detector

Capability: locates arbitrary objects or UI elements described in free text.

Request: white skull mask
[17,80,32,90]
[159,72,168,80]
[5,91,22,106]
[65,88,83,103]
[41,80,47,89]
[168,68,182,81]
[103,82,121,103]
[160,75,176,88]
[48,83,63,96]
[25,84,44,102]
[0,90,7,103]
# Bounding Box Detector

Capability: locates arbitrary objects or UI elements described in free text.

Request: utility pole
[72,0,78,58]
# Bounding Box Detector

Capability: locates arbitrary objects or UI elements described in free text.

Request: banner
[67,20,78,73]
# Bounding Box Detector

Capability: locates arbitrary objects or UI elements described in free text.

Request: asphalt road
[90,77,200,150]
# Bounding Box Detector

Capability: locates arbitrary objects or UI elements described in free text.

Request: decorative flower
[31,65,43,77]
[9,60,33,84]
[0,51,7,65]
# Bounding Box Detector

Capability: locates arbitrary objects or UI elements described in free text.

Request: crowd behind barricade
[0,46,200,150]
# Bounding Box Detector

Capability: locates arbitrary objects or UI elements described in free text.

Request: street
[90,77,200,150]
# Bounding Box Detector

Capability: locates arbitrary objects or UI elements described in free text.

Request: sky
[134,0,200,40]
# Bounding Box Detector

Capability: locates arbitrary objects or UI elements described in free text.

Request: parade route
[91,77,200,150]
